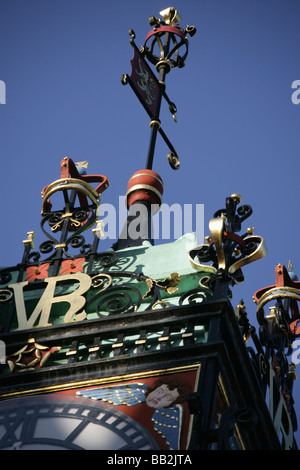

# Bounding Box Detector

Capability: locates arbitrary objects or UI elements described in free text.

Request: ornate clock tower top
[0,7,299,452]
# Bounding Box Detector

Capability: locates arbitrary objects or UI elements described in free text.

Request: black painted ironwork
[121,8,196,171]
[0,161,298,449]
[188,193,266,300]
[0,8,299,451]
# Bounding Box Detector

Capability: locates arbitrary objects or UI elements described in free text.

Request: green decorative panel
[0,234,214,333]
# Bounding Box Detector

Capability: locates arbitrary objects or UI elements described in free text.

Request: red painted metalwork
[59,257,85,275]
[41,157,109,212]
[25,263,51,281]
[254,264,300,337]
[125,169,164,210]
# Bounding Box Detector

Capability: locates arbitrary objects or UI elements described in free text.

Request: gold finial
[159,7,182,26]
[266,306,277,323]
[93,219,105,239]
[230,193,242,204]
[23,231,35,249]
[288,260,294,272]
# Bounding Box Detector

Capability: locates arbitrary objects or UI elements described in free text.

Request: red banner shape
[128,42,160,119]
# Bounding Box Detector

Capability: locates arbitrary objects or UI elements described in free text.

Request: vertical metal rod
[52,189,77,277]
[146,33,170,170]
[146,125,159,170]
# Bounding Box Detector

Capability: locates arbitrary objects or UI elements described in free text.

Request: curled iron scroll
[188,245,217,274]
[228,235,267,275]
[188,219,266,281]
[167,151,180,170]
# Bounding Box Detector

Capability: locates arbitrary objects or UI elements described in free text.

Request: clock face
[0,394,159,450]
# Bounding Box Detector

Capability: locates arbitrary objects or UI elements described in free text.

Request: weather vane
[121,7,196,171]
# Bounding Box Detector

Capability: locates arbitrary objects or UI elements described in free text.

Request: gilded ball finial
[230,193,242,204]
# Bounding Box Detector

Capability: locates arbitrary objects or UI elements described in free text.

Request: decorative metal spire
[121,7,196,171]
[113,8,196,250]
[188,193,267,298]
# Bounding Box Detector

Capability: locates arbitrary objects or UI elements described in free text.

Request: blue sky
[1,0,300,447]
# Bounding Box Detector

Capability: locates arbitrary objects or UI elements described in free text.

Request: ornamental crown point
[159,7,182,26]
[76,161,89,169]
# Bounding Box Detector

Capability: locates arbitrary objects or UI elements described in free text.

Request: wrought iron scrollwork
[86,271,181,316]
[97,251,119,268]
[39,240,55,255]
[235,290,298,438]
[18,157,110,271]
[189,193,267,291]
[0,289,13,303]
[0,272,12,285]
[87,272,144,315]
[93,285,143,316]
[179,277,213,306]
[179,288,207,306]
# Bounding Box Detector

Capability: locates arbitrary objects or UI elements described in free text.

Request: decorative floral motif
[6,337,61,372]
[25,263,50,281]
[59,258,85,275]
[143,273,181,299]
